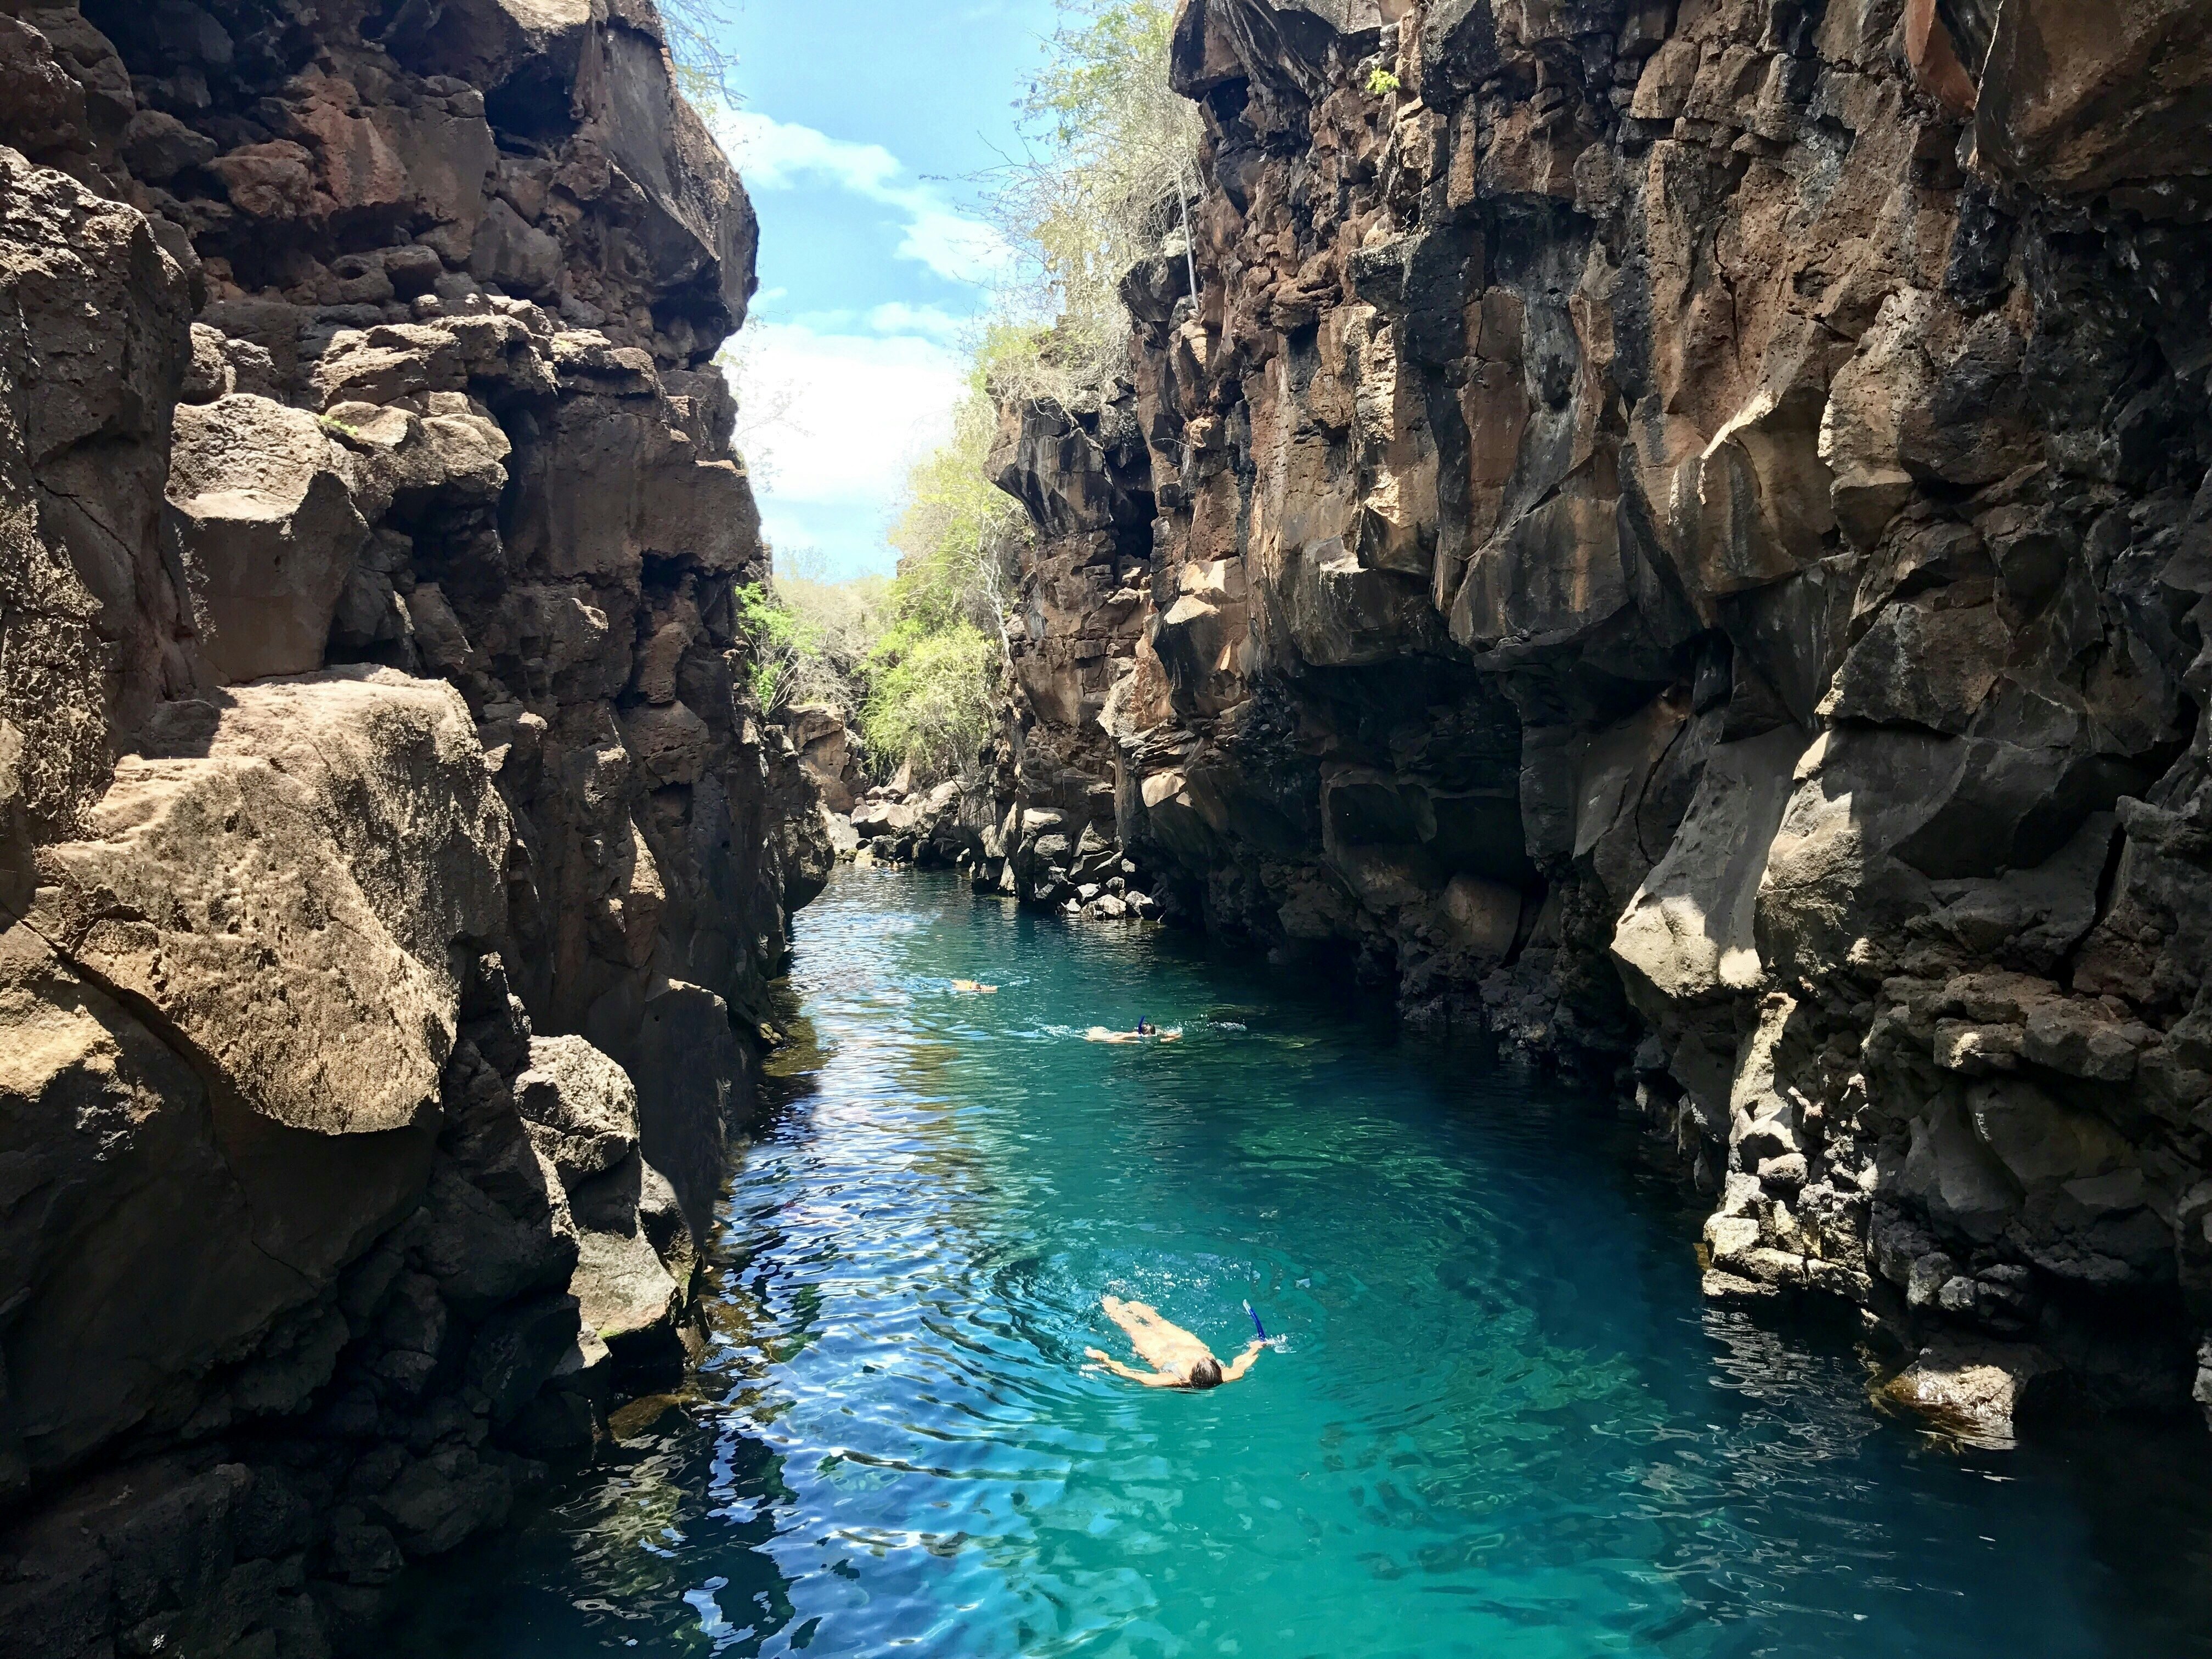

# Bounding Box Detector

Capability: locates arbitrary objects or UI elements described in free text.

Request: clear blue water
[405,867,2212,1656]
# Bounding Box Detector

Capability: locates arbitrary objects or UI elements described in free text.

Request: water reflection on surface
[397,868,2212,1657]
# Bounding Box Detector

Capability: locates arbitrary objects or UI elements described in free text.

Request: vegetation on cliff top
[860,365,1025,782]
[738,2,1184,789]
[738,364,1023,786]
[660,0,748,111]
[988,0,1202,394]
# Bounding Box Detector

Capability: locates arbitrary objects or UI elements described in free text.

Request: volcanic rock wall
[989,0,2212,1435]
[0,1,823,1651]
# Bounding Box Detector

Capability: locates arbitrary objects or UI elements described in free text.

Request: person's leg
[1107,1299,1186,1369]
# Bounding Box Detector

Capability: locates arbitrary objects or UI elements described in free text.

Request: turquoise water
[407,868,2212,1656]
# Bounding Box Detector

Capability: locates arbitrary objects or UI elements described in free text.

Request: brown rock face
[29,673,505,1139]
[0,1,821,1650]
[988,0,2212,1430]
[164,395,371,683]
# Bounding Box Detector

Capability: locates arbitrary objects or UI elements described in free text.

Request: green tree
[988,1,1201,393]
[857,619,1000,785]
[776,551,890,716]
[858,370,1030,783]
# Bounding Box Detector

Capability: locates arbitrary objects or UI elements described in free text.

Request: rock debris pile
[0,1,824,1651]
[985,0,2212,1441]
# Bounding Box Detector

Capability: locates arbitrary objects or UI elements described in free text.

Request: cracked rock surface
[977,0,2212,1442]
[0,2,823,1652]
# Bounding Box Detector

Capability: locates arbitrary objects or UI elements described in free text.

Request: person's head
[1186,1355,1224,1389]
[1137,1018,1152,1035]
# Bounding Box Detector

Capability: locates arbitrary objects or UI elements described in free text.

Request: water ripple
[396,871,2212,1658]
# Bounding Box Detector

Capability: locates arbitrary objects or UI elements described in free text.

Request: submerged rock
[1882,1341,2066,1446]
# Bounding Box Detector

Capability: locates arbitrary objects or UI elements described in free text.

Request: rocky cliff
[983,0,2212,1437]
[0,1,824,1650]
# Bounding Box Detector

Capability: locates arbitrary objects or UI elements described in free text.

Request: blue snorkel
[1244,1300,1268,1341]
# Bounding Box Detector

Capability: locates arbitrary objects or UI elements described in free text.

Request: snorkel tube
[1244,1300,1268,1342]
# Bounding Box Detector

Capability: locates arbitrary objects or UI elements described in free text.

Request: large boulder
[788,705,857,814]
[25,669,507,1137]
[511,1031,695,1375]
[628,980,749,1239]
[1175,0,1394,101]
[514,1034,639,1187]
[2,664,516,1471]
[1881,1340,2065,1444]
[1972,0,2212,203]
[1612,727,1809,1011]
[321,398,511,526]
[505,354,763,580]
[162,396,368,685]
[470,196,561,297]
[373,0,597,93]
[569,1206,685,1369]
[138,669,511,997]
[381,0,758,343]
[0,922,430,1487]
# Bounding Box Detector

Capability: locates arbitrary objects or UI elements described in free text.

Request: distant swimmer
[952,979,999,994]
[1084,1296,1266,1390]
[1085,1019,1181,1043]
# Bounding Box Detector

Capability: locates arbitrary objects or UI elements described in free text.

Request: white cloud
[718,112,902,195]
[714,110,1015,288]
[896,208,1015,287]
[725,320,969,568]
[865,301,971,342]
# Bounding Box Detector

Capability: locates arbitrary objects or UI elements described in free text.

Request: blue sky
[710,1,1064,579]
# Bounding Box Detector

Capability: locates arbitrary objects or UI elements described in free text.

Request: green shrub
[732,581,816,714]
[854,373,1029,784]
[859,618,1000,784]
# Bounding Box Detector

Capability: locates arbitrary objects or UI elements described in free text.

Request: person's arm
[1220,1340,1268,1382]
[1084,1347,1180,1387]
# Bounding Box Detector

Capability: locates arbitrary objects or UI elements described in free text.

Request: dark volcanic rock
[0,1,821,1650]
[986,0,2212,1440]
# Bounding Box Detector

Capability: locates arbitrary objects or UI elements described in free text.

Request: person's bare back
[1084,1296,1265,1390]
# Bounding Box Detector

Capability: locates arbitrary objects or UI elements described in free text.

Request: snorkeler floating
[952,979,998,994]
[1085,1018,1182,1043]
[1084,1296,1266,1391]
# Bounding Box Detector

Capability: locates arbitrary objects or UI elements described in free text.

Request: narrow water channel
[404,867,2212,1656]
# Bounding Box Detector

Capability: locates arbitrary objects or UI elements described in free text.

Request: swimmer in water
[1084,1296,1266,1390]
[952,979,998,993]
[1085,1019,1181,1043]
